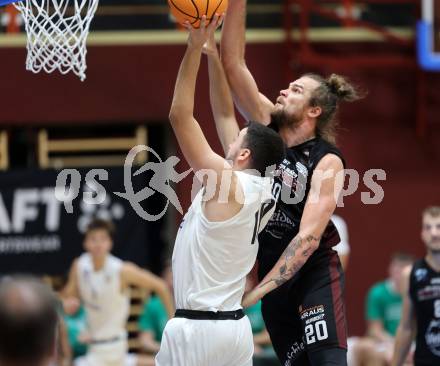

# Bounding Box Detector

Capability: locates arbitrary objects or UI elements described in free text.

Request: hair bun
[327,73,362,102]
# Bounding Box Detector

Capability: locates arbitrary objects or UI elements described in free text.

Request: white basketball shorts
[75,338,128,366]
[155,316,254,366]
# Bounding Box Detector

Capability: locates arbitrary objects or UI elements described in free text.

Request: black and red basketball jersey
[409,259,440,365]
[257,134,345,278]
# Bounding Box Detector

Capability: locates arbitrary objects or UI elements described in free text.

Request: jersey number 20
[305,320,329,345]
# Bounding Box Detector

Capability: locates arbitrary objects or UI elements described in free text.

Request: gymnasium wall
[1,42,439,335]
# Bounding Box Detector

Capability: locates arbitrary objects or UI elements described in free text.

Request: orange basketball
[168,0,228,28]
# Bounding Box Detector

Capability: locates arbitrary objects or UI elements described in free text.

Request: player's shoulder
[235,172,273,203]
[315,153,344,171]
[120,261,138,283]
[411,258,426,269]
[107,253,123,265]
[75,253,90,268]
[368,280,388,297]
[69,257,81,275]
[314,137,341,153]
[370,280,387,292]
[121,261,138,273]
[311,138,346,169]
[236,171,271,187]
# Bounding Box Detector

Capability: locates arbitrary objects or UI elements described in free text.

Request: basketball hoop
[1,0,98,81]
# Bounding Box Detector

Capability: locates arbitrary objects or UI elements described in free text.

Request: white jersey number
[272,182,282,202]
[251,199,276,244]
[305,320,329,345]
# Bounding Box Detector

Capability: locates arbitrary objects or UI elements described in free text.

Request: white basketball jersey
[172,171,275,311]
[77,253,130,341]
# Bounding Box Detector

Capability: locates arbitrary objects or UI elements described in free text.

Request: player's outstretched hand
[184,13,225,50]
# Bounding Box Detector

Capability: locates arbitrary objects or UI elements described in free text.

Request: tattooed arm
[242,154,344,307]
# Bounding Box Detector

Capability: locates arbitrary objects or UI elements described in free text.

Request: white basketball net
[14,0,99,81]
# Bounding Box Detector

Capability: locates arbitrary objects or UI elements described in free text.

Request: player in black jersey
[392,206,440,366]
[220,1,363,365]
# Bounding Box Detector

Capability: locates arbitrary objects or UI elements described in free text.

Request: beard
[428,248,440,255]
[427,237,440,253]
[427,237,440,256]
[270,106,302,129]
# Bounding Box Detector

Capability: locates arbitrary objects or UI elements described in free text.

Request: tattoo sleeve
[259,234,320,289]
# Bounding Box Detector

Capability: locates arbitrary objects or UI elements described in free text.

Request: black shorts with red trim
[260,248,347,366]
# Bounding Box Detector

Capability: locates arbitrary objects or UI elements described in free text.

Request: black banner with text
[0,167,167,275]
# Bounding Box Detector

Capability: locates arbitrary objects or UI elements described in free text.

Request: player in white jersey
[62,219,174,366]
[155,16,285,366]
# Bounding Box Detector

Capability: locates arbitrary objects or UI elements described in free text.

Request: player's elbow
[169,106,186,126]
[168,109,179,124]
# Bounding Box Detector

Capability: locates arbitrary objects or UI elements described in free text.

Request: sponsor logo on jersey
[296,162,308,178]
[305,313,325,325]
[264,208,295,239]
[415,268,428,282]
[277,160,308,190]
[300,305,325,320]
[425,319,440,357]
[279,158,293,171]
[280,168,297,188]
[417,285,440,301]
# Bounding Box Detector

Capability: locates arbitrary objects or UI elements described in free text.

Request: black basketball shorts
[261,248,347,366]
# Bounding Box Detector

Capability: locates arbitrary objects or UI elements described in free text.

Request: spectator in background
[392,206,440,366]
[62,218,174,366]
[0,276,59,366]
[332,214,351,271]
[366,253,414,344]
[349,253,414,366]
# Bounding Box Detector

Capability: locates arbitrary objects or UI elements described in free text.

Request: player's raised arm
[242,154,344,306]
[220,0,274,124]
[391,267,416,366]
[203,33,239,156]
[169,14,230,181]
[122,263,175,319]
